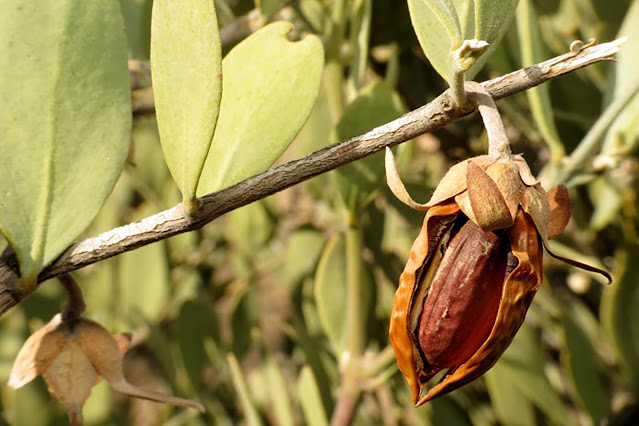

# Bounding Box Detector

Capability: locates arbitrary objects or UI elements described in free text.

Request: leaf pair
[151,3,324,209]
[407,0,519,82]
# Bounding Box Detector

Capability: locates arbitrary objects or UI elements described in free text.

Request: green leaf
[493,323,571,425]
[475,0,520,45]
[231,286,259,359]
[347,0,372,96]
[151,0,222,206]
[226,201,274,256]
[0,1,131,284]
[256,0,281,18]
[197,22,324,194]
[314,233,374,355]
[227,353,263,426]
[560,301,609,424]
[314,235,347,354]
[485,364,536,426]
[407,0,462,82]
[264,353,295,426]
[176,299,219,393]
[297,366,329,426]
[603,0,639,154]
[334,81,407,209]
[282,229,325,287]
[601,244,639,390]
[516,0,564,162]
[119,0,153,59]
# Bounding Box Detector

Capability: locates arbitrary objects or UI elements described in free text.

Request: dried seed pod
[386,147,611,405]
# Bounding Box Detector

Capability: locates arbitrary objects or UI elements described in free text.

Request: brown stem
[59,274,86,323]
[331,376,360,426]
[0,38,625,317]
[464,81,511,157]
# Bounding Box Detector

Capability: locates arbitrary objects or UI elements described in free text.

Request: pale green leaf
[601,244,639,389]
[265,353,295,426]
[560,301,609,423]
[314,235,347,354]
[465,0,519,78]
[197,22,324,194]
[314,233,374,355]
[334,80,407,209]
[151,0,222,205]
[297,366,329,426]
[516,0,564,162]
[227,353,263,426]
[119,0,153,59]
[256,0,281,18]
[603,0,639,154]
[494,323,571,425]
[475,0,519,44]
[407,0,462,82]
[347,0,372,97]
[485,365,536,426]
[0,1,131,284]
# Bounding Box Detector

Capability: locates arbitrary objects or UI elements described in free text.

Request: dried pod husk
[386,149,612,404]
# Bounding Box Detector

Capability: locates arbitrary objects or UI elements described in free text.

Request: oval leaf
[197,22,324,194]
[151,0,222,206]
[0,1,131,284]
[407,0,463,82]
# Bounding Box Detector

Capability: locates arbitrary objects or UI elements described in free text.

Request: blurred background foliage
[1,0,639,425]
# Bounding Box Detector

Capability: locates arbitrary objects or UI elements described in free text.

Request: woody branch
[0,38,625,316]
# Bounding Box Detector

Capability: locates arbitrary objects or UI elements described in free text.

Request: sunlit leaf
[151,0,223,206]
[297,366,329,426]
[407,0,462,82]
[197,22,324,194]
[0,0,131,284]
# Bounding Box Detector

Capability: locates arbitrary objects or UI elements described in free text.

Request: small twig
[464,81,511,157]
[59,274,86,323]
[0,38,625,317]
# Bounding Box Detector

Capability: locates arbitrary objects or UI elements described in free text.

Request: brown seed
[417,220,510,368]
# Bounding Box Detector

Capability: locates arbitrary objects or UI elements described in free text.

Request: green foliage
[196,22,324,194]
[151,0,223,206]
[0,0,131,285]
[1,0,639,424]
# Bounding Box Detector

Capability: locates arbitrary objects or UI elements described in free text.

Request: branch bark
[0,38,625,316]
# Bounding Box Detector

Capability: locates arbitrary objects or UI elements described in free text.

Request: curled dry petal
[42,339,97,416]
[75,320,205,412]
[465,161,513,231]
[426,156,495,208]
[547,185,571,239]
[8,314,65,389]
[384,148,429,210]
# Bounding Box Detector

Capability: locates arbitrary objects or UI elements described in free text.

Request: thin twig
[0,38,625,317]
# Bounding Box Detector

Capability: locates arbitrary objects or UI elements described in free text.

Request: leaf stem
[330,220,366,426]
[464,81,511,157]
[59,274,86,323]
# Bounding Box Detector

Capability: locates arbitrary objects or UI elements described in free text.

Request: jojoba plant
[0,1,635,425]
